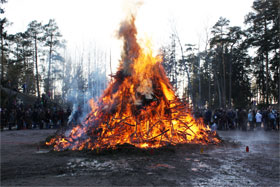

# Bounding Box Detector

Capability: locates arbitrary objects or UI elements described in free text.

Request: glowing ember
[46,15,220,151]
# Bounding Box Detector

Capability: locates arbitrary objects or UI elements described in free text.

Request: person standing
[204,108,212,127]
[234,109,239,129]
[248,110,254,130]
[255,110,262,130]
[262,109,269,130]
[240,109,247,131]
[1,108,7,130]
[269,109,276,130]
[45,109,51,129]
[32,109,39,129]
[16,107,24,130]
[9,110,16,130]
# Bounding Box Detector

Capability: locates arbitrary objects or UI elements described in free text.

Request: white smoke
[65,47,109,125]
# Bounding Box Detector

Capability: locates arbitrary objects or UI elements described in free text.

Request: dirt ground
[1,129,279,186]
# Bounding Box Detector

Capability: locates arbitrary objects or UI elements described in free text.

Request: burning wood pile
[46,15,220,151]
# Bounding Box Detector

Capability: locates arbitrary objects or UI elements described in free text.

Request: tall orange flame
[46,15,220,151]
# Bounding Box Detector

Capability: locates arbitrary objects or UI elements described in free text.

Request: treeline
[162,0,279,109]
[0,0,108,107]
[1,0,279,110]
[1,1,64,99]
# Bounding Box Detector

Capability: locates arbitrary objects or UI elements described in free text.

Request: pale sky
[3,0,253,70]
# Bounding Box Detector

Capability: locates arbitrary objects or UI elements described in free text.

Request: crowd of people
[0,95,72,131]
[1,95,280,132]
[194,107,280,131]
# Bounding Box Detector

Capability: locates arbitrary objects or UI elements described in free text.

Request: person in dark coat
[58,108,65,127]
[239,109,247,131]
[204,109,212,127]
[38,109,44,129]
[32,109,39,129]
[45,109,51,129]
[1,108,8,130]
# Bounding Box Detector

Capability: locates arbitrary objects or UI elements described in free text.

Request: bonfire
[46,15,220,151]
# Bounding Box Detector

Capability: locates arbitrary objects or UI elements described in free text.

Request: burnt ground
[1,129,279,186]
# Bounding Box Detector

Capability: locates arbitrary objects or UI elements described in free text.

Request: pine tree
[210,17,230,107]
[26,20,43,98]
[0,0,8,84]
[43,19,62,98]
[245,0,280,105]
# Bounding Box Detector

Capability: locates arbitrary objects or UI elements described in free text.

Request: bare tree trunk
[264,19,269,105]
[265,52,269,105]
[47,34,53,98]
[175,34,193,103]
[222,45,226,108]
[229,49,232,108]
[204,31,211,108]
[217,78,222,108]
[34,36,40,98]
[214,71,222,108]
[1,22,4,83]
[262,60,265,104]
[87,51,91,95]
[62,49,66,103]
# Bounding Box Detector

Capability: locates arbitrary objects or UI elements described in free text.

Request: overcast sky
[3,0,254,68]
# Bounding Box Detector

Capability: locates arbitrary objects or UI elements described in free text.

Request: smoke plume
[118,16,140,76]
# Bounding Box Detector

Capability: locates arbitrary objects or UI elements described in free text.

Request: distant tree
[200,50,213,108]
[226,26,244,108]
[6,32,34,92]
[230,37,252,108]
[51,51,65,97]
[0,18,8,83]
[162,34,177,89]
[62,56,72,103]
[70,63,86,105]
[26,20,43,98]
[161,33,194,103]
[206,49,223,108]
[0,0,8,84]
[210,17,230,107]
[177,41,192,103]
[43,19,62,97]
[88,66,107,99]
[245,0,280,105]
[183,44,198,106]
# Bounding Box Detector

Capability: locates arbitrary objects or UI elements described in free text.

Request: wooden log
[147,120,162,135]
[175,118,195,135]
[122,122,136,127]
[149,129,169,140]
